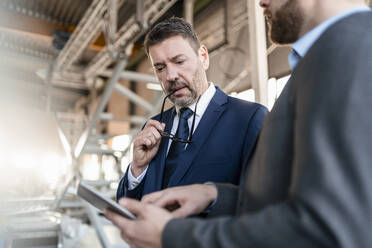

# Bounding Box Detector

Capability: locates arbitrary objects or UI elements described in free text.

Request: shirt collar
[175,82,216,117]
[289,6,371,70]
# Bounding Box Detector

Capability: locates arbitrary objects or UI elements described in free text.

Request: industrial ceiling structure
[1,0,346,246]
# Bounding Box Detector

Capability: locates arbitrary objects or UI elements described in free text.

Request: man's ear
[198,45,209,70]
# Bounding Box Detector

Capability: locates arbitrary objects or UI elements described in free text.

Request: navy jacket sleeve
[116,165,147,201]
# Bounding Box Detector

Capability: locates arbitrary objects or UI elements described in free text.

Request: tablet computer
[77,181,136,220]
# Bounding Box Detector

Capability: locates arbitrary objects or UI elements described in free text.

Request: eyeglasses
[159,90,200,144]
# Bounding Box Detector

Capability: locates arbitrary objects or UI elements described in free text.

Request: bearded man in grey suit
[105,0,372,247]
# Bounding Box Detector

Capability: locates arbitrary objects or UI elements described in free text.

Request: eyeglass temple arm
[188,95,201,142]
[159,91,176,122]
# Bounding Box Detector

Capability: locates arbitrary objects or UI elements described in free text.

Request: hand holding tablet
[77,181,136,220]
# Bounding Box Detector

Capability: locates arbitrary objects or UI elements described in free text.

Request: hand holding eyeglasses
[131,119,165,178]
[131,89,200,177]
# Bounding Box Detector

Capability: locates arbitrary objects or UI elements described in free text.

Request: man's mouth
[170,86,187,96]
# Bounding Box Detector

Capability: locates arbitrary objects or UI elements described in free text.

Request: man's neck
[299,1,368,38]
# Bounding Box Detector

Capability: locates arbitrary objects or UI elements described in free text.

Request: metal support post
[184,0,194,26]
[247,0,269,106]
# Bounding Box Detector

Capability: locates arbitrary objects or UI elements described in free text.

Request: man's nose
[166,65,179,82]
[259,0,269,8]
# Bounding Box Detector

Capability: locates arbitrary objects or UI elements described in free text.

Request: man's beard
[267,0,303,45]
[168,82,197,108]
[167,64,204,108]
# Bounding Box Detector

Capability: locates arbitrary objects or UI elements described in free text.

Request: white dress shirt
[127,83,216,190]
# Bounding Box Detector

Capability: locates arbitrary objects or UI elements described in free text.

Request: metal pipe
[74,55,128,159]
[52,80,90,90]
[114,83,154,112]
[52,175,76,210]
[108,0,118,42]
[136,0,148,29]
[100,112,147,124]
[100,69,159,84]
[83,202,112,248]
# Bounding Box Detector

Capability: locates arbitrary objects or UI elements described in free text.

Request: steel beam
[74,55,128,159]
[56,0,107,69]
[85,0,178,78]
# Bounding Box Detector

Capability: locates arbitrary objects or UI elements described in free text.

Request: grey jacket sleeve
[162,13,372,248]
[163,202,330,248]
[206,183,239,218]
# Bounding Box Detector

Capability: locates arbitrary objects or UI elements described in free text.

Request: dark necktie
[162,108,193,188]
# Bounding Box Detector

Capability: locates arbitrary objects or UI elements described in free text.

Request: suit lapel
[168,87,228,187]
[143,108,176,194]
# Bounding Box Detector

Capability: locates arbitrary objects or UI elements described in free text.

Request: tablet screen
[77,181,136,220]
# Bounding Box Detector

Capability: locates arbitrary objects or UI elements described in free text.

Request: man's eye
[176,60,184,64]
[155,66,164,72]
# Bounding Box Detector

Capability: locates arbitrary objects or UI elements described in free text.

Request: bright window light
[121,156,130,173]
[268,75,291,110]
[41,153,69,189]
[230,89,255,102]
[102,155,119,181]
[81,154,100,180]
[111,135,130,151]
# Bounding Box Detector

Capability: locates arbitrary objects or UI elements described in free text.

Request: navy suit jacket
[117,87,268,200]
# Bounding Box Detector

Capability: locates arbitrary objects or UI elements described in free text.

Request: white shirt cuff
[127,163,148,190]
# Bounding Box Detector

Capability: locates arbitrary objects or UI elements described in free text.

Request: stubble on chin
[268,0,303,45]
[171,67,203,108]
[171,89,196,108]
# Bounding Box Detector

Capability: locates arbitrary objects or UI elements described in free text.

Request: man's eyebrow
[153,54,186,67]
[153,62,165,67]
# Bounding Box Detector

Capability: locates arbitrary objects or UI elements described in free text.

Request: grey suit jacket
[163,12,372,248]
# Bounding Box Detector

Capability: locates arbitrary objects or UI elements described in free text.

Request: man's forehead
[148,36,196,61]
[149,35,194,51]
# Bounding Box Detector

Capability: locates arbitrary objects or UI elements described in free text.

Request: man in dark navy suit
[116,17,267,200]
